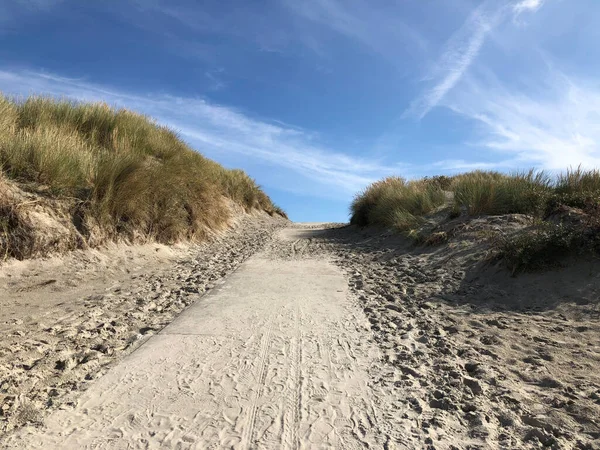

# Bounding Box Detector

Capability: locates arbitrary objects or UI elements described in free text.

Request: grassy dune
[351,169,600,272]
[0,94,285,259]
[352,169,600,227]
[350,176,446,229]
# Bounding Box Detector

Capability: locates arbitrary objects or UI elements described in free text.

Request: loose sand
[3,227,387,449]
[2,220,600,449]
[267,222,600,449]
[0,213,286,438]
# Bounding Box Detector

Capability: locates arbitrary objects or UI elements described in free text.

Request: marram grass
[351,168,600,228]
[350,176,445,230]
[0,94,285,248]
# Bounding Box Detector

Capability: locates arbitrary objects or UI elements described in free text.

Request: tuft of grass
[452,170,552,216]
[0,95,18,134]
[423,175,453,190]
[350,177,445,230]
[0,94,285,252]
[548,166,600,211]
[271,205,288,219]
[556,166,600,195]
[0,126,94,193]
[452,168,600,218]
[497,223,589,275]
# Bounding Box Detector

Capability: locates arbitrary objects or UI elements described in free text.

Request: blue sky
[1,0,599,222]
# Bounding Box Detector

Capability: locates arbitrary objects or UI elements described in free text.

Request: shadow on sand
[302,224,600,315]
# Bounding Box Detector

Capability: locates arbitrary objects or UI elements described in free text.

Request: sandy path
[0,214,286,435]
[4,227,387,449]
[276,223,600,449]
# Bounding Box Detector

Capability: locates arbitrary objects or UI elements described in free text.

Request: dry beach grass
[0,94,285,259]
[352,169,600,273]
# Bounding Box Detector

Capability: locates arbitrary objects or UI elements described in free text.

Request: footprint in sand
[222,396,242,426]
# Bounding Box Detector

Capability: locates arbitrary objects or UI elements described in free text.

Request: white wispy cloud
[431,159,511,171]
[284,0,428,64]
[0,0,63,26]
[405,0,548,120]
[130,1,296,55]
[405,1,502,119]
[513,0,545,14]
[0,69,401,196]
[444,70,600,170]
[13,0,63,9]
[204,68,226,91]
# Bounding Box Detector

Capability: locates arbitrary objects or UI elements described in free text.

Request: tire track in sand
[242,314,275,449]
[283,303,302,450]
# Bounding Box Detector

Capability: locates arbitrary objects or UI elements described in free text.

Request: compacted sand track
[3,227,389,449]
[3,222,600,449]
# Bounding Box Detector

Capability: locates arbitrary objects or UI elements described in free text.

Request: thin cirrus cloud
[513,0,545,14]
[282,0,428,63]
[130,1,298,55]
[0,69,399,196]
[431,159,510,172]
[405,0,546,120]
[10,0,63,10]
[135,0,429,63]
[0,0,63,25]
[444,71,600,170]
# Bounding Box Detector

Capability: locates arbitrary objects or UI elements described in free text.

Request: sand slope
[2,221,600,449]
[268,223,600,449]
[3,228,389,449]
[0,214,286,436]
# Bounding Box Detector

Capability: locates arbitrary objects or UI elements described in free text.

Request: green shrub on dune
[351,167,600,272]
[350,176,445,230]
[0,94,285,246]
[452,170,552,216]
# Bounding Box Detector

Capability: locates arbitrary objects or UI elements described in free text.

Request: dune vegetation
[352,169,600,228]
[0,94,285,259]
[350,176,447,230]
[351,169,600,272]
